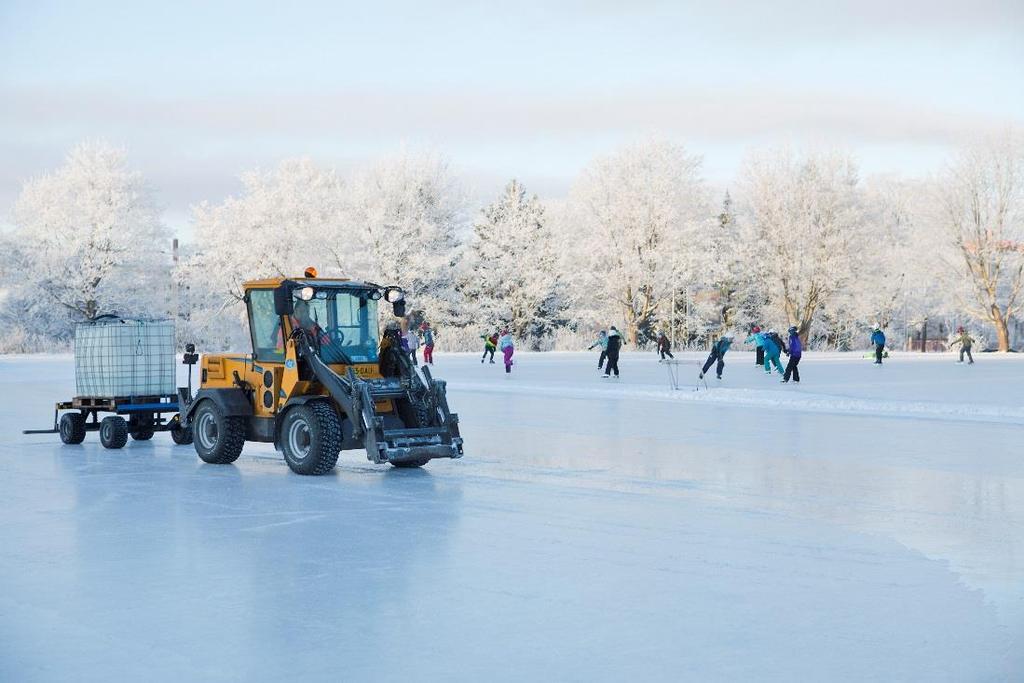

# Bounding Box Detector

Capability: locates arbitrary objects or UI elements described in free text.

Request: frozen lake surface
[2,351,1022,681]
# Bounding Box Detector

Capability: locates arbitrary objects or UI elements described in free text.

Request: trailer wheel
[59,412,86,445]
[170,418,193,445]
[131,429,155,441]
[99,416,129,449]
[281,401,341,475]
[192,401,245,464]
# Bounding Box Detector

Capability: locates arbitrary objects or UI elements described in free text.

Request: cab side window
[248,289,285,362]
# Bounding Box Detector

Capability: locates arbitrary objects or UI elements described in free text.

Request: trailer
[24,392,192,448]
[22,317,197,449]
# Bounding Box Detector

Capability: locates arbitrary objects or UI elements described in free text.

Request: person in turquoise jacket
[761,329,785,375]
[588,330,609,371]
[744,325,765,366]
[699,333,734,380]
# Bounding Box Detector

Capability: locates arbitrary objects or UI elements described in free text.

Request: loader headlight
[295,286,315,302]
[383,287,405,304]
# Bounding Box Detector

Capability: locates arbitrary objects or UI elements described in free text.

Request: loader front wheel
[99,416,129,449]
[193,401,245,464]
[281,402,341,475]
[59,412,86,445]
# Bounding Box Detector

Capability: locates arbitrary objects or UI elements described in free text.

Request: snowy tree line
[2,133,1023,354]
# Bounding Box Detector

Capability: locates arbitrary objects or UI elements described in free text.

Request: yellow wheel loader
[179,275,463,475]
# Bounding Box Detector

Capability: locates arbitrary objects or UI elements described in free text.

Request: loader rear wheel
[281,402,341,476]
[99,416,129,449]
[59,413,86,445]
[193,401,245,464]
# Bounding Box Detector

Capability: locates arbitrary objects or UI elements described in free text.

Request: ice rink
[2,351,1022,681]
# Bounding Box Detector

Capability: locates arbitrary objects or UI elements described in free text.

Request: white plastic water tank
[74,319,176,398]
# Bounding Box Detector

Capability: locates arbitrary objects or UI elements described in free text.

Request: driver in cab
[290,300,331,347]
[273,299,331,354]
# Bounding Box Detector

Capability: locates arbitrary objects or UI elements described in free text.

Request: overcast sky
[2,0,1022,237]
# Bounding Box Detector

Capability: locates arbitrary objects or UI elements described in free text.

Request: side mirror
[383,286,405,317]
[273,281,295,316]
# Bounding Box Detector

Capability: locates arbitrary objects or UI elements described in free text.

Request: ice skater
[420,322,435,365]
[403,326,420,366]
[745,325,765,366]
[699,332,734,380]
[762,329,785,375]
[499,329,515,375]
[481,332,498,363]
[871,327,886,364]
[781,326,802,383]
[588,330,609,371]
[950,326,974,364]
[656,331,674,361]
[603,326,623,378]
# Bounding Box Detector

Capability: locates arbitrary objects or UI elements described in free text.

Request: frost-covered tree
[932,132,1023,351]
[463,179,563,348]
[738,148,865,343]
[566,140,708,346]
[180,158,346,348]
[344,149,467,327]
[705,191,759,334]
[2,141,168,346]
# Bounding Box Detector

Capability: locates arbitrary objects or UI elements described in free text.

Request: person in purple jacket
[781,326,802,383]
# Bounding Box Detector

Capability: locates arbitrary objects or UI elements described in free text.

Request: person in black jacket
[656,331,674,361]
[603,326,624,378]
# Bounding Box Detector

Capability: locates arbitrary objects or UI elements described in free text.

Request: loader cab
[245,278,406,368]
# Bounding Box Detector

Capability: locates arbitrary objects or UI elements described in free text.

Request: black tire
[280,401,342,475]
[131,429,155,441]
[170,418,193,445]
[391,458,430,469]
[192,401,245,464]
[99,416,129,449]
[59,412,86,445]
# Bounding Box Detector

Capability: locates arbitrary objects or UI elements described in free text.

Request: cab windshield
[290,289,380,364]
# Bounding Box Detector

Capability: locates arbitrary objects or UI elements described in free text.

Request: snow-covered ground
[2,351,1022,681]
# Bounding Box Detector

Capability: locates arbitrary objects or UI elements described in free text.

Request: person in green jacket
[950,326,975,364]
[481,332,498,364]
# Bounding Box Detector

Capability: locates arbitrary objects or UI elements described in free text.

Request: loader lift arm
[292,329,463,466]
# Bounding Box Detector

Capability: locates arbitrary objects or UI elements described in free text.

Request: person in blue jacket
[871,327,886,364]
[781,326,802,383]
[761,329,785,375]
[699,332,734,380]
